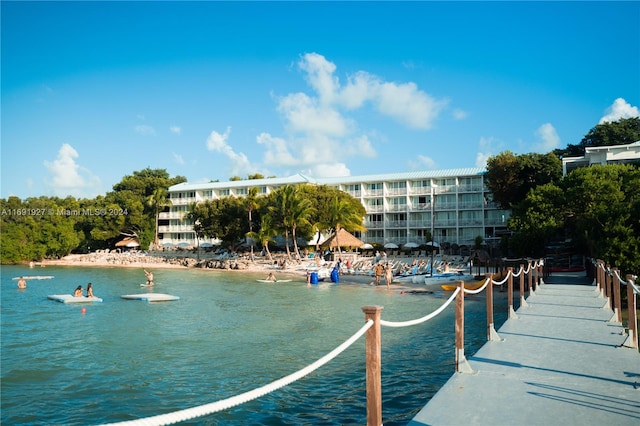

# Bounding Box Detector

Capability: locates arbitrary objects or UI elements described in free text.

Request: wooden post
[519,264,528,308]
[622,275,638,349]
[527,261,534,297]
[486,273,501,341]
[508,267,517,319]
[455,281,474,374]
[612,268,622,323]
[362,306,383,426]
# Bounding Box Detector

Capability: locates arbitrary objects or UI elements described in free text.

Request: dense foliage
[484,151,562,210]
[186,184,366,257]
[0,168,186,264]
[555,117,640,157]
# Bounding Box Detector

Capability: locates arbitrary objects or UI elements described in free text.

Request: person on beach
[17,277,27,289]
[86,283,96,298]
[73,285,83,297]
[385,263,393,288]
[374,263,384,286]
[144,269,154,286]
[266,272,277,282]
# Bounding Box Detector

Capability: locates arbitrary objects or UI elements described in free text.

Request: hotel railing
[103,258,638,426]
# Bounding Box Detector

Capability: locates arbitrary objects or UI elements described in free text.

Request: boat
[440,280,486,291]
[423,272,475,288]
[48,294,103,303]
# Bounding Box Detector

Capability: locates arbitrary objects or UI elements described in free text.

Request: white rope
[491,270,511,286]
[464,277,490,295]
[102,320,374,426]
[380,288,460,328]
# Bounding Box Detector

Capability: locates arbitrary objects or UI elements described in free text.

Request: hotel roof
[169,168,487,191]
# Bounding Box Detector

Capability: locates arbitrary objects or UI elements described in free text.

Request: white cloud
[475,136,503,168]
[261,53,447,177]
[206,127,255,176]
[452,108,468,120]
[599,98,640,124]
[43,143,101,197]
[408,155,437,170]
[256,132,298,166]
[172,153,185,165]
[135,124,156,136]
[170,125,181,135]
[533,123,560,152]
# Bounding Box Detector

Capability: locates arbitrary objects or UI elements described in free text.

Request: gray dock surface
[409,273,640,426]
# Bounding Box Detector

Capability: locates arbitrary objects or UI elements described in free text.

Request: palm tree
[247,214,278,262]
[320,196,366,254]
[245,187,260,260]
[146,187,171,251]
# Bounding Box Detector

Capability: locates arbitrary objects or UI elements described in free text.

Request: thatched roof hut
[115,237,140,248]
[321,228,365,250]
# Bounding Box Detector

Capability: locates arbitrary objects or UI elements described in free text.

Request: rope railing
[591,259,638,350]
[102,319,374,426]
[103,258,559,426]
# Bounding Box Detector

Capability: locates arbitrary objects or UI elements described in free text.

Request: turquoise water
[1,265,505,425]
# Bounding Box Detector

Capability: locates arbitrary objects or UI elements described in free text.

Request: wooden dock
[409,273,640,425]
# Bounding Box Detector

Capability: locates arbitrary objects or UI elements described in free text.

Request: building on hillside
[562,140,640,176]
[160,168,511,255]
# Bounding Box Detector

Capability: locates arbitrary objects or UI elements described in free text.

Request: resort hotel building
[161,167,511,255]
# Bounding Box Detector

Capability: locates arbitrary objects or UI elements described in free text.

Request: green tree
[485,151,562,209]
[556,117,640,158]
[246,214,278,261]
[147,187,172,250]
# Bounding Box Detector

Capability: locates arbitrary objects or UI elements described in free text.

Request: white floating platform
[14,275,55,280]
[256,279,292,283]
[48,294,103,303]
[121,293,180,302]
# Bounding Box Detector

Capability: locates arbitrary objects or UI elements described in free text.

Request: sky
[2,1,639,200]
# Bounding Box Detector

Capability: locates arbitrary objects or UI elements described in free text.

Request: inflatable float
[121,293,180,302]
[256,279,292,283]
[48,294,103,303]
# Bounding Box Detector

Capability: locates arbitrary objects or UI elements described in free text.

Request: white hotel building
[160,167,511,254]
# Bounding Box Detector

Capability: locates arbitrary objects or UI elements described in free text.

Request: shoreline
[38,252,305,277]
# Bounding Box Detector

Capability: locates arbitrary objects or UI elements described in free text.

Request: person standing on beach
[17,277,27,289]
[385,263,393,288]
[144,269,154,286]
[374,263,384,286]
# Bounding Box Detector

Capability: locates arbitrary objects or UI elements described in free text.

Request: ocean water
[1,265,507,425]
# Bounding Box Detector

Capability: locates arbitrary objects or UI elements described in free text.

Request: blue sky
[2,1,639,199]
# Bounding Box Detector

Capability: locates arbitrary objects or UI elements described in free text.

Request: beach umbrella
[403,242,419,249]
[176,242,191,248]
[425,241,440,248]
[199,242,214,248]
[384,243,399,249]
[360,243,374,249]
[162,242,174,247]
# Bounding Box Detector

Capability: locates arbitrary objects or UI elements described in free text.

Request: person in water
[73,285,83,297]
[266,272,277,282]
[144,269,154,286]
[17,276,27,289]
[86,283,96,298]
